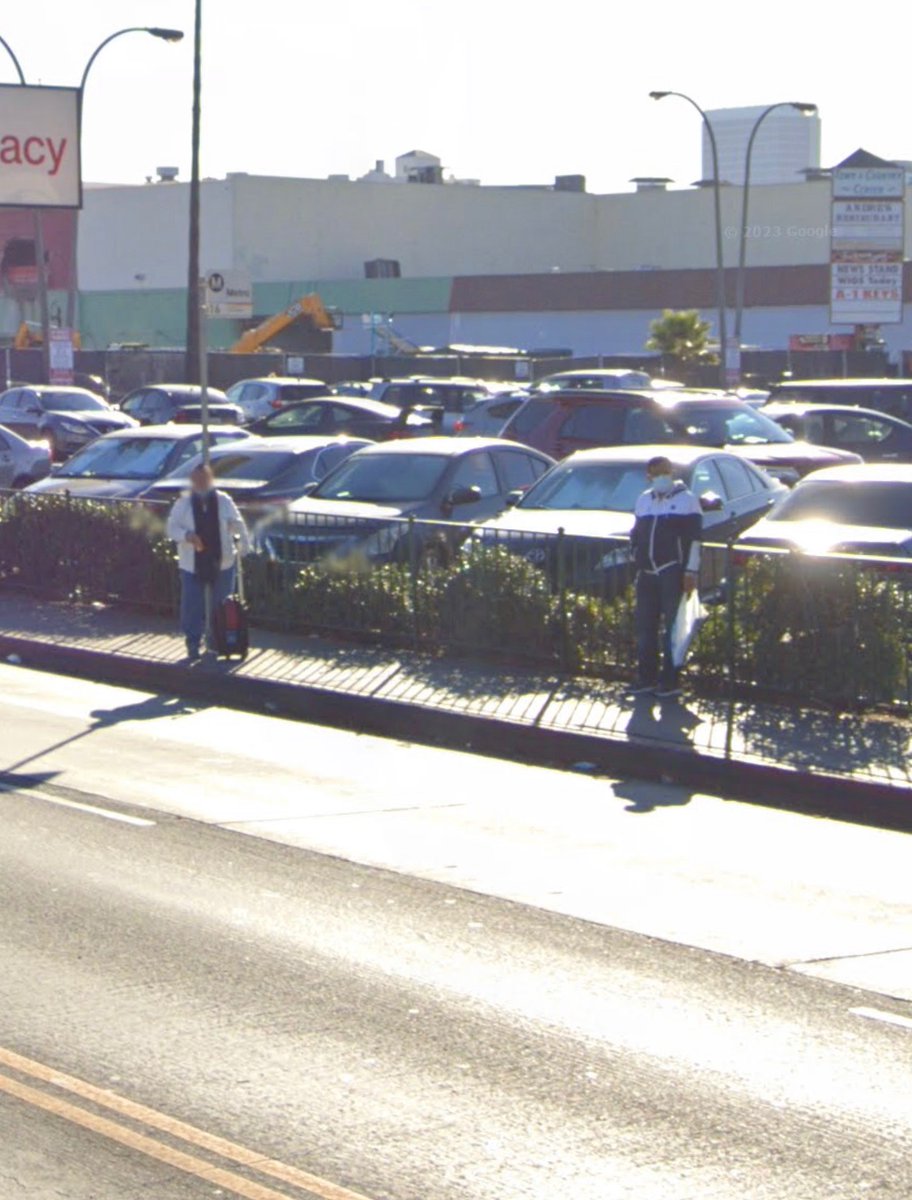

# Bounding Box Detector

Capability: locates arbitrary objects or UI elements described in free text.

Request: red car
[501,390,861,484]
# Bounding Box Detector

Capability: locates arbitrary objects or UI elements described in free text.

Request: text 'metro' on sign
[0,84,82,209]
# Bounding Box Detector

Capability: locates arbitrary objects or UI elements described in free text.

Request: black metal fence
[1,490,911,713]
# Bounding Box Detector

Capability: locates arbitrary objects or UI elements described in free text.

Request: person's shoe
[655,682,682,699]
[626,680,656,696]
[185,640,202,662]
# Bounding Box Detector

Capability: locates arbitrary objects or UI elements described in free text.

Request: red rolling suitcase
[212,540,249,660]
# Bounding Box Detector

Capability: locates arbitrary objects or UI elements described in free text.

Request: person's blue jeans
[635,565,683,688]
[179,567,235,655]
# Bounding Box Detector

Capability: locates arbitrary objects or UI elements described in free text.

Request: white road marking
[850,1006,912,1031]
[0,786,155,827]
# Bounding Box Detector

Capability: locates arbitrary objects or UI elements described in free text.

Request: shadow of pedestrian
[612,777,695,815]
[624,693,702,750]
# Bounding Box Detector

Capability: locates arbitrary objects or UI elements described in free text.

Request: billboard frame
[0,81,83,211]
[829,160,905,327]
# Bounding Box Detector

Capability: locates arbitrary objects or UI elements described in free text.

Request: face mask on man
[651,474,674,495]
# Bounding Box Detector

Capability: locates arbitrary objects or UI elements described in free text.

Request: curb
[2,632,910,834]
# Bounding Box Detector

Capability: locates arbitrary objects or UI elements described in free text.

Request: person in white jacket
[165,464,251,660]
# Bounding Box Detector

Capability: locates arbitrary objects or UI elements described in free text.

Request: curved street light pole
[733,102,818,357]
[0,37,27,388]
[650,90,728,386]
[0,36,51,381]
[0,34,25,82]
[79,26,183,93]
[67,26,184,329]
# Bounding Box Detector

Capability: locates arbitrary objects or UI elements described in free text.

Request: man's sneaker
[185,640,202,662]
[655,683,682,699]
[626,681,656,696]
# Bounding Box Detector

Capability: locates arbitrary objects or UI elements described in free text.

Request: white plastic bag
[670,589,706,669]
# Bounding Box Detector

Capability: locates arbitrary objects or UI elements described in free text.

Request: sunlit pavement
[2,663,911,1199]
[1,592,910,800]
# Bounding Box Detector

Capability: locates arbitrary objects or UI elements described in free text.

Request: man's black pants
[635,565,683,688]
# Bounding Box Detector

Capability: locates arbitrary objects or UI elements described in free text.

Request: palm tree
[645,309,716,367]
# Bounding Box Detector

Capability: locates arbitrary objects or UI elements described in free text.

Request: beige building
[23,166,912,357]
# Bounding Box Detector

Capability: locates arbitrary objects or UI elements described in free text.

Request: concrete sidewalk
[0,590,909,826]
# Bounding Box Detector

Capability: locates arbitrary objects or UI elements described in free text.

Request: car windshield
[667,403,792,446]
[773,481,912,528]
[43,392,107,412]
[520,462,649,511]
[56,437,180,480]
[209,451,296,480]
[314,454,448,503]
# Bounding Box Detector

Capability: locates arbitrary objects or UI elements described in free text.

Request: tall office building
[701,105,821,185]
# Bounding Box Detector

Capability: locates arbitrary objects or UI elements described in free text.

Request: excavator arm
[229,293,336,354]
[14,322,81,350]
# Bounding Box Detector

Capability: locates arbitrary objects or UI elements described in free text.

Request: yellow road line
[0,1069,299,1200]
[0,1046,373,1200]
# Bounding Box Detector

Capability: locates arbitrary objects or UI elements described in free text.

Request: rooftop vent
[554,174,586,193]
[156,166,179,183]
[630,176,672,192]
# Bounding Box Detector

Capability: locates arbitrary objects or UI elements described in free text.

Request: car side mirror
[700,491,724,513]
[447,485,482,508]
[299,481,318,497]
[504,489,524,508]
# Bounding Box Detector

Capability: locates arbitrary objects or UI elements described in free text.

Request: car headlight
[56,419,86,435]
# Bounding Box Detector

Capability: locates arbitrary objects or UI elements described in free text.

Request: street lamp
[0,34,24,82]
[650,90,728,386]
[79,26,183,92]
[733,102,818,362]
[67,26,185,329]
[185,0,209,460]
[0,36,53,383]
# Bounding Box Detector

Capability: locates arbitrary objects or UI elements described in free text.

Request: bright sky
[2,0,908,194]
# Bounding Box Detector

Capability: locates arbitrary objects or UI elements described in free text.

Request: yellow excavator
[14,322,81,350]
[229,293,337,354]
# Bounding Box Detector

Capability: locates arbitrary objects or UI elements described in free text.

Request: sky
[2,0,908,194]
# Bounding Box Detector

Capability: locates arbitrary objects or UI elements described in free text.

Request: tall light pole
[733,102,818,363]
[650,90,728,387]
[0,36,51,382]
[67,26,184,331]
[0,35,24,82]
[0,37,27,391]
[185,0,203,391]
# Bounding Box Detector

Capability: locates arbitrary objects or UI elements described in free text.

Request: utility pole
[185,0,203,383]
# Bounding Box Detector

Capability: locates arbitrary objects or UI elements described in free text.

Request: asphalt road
[2,665,912,1200]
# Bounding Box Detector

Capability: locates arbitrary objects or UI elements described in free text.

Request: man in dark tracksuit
[629,455,702,697]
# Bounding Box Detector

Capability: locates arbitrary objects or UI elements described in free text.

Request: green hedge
[1,494,909,710]
[0,493,174,609]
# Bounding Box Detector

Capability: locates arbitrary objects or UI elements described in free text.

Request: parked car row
[9,368,912,579]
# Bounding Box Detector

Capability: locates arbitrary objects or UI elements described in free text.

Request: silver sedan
[0,423,52,488]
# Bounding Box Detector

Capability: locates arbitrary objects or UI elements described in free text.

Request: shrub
[0,493,174,609]
[725,556,909,707]
[561,588,636,676]
[434,542,553,658]
[287,560,421,639]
